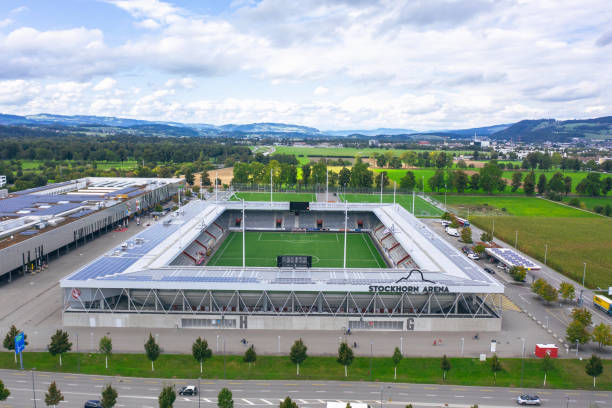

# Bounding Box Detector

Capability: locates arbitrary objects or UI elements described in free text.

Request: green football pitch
[207,231,387,268]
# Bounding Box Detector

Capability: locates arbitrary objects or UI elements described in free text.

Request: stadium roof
[61,200,503,294]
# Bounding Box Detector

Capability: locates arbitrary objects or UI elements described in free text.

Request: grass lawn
[231,192,316,202]
[562,196,612,212]
[1,352,611,390]
[1,159,139,171]
[340,193,444,218]
[207,231,386,268]
[470,215,612,289]
[436,196,598,217]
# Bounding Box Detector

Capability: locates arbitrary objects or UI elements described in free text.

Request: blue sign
[15,332,25,354]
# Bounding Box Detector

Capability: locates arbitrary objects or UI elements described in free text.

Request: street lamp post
[198,377,201,408]
[520,337,525,387]
[544,244,548,265]
[460,338,464,357]
[31,368,37,408]
[515,230,518,248]
[380,385,391,408]
[370,342,373,380]
[582,262,586,287]
[576,339,579,357]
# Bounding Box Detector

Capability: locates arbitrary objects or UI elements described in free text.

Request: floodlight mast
[270,167,273,203]
[242,198,246,268]
[215,171,218,204]
[343,201,348,269]
[393,181,396,205]
[380,172,383,204]
[326,169,329,204]
[412,190,415,214]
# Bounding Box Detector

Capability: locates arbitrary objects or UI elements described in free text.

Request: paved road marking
[242,398,255,405]
[261,399,273,405]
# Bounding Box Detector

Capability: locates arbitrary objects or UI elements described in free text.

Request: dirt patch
[205,167,233,185]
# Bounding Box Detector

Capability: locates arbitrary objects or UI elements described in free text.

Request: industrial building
[0,177,181,282]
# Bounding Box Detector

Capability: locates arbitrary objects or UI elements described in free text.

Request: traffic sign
[15,332,25,354]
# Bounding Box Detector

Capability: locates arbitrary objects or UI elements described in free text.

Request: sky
[0,0,611,131]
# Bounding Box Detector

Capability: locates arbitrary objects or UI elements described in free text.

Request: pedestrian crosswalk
[486,294,521,311]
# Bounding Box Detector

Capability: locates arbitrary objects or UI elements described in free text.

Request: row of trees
[566,308,612,351]
[531,279,576,304]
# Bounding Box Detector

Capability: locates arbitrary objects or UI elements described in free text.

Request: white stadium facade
[61,199,504,332]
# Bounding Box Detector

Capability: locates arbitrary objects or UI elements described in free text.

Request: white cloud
[93,77,117,91]
[0,19,13,28]
[165,77,197,89]
[313,86,328,96]
[2,0,612,129]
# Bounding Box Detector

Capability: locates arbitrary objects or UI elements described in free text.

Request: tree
[392,347,403,380]
[511,172,522,192]
[592,323,612,350]
[571,308,592,327]
[451,170,469,193]
[585,354,603,388]
[290,338,308,376]
[473,244,485,255]
[469,173,480,191]
[158,385,176,408]
[338,167,351,187]
[531,278,546,295]
[144,333,160,371]
[480,232,492,242]
[3,325,27,363]
[563,176,572,195]
[375,171,390,189]
[99,336,112,369]
[101,384,118,408]
[244,345,256,368]
[192,337,212,374]
[184,169,194,186]
[0,380,9,401]
[218,388,233,408]
[399,171,416,190]
[489,354,502,384]
[337,342,354,377]
[547,172,564,194]
[301,164,311,185]
[45,381,64,407]
[479,161,503,194]
[541,354,554,386]
[540,282,558,304]
[537,174,547,195]
[440,355,451,381]
[279,396,299,408]
[566,320,591,345]
[559,282,575,302]
[461,227,473,244]
[428,170,445,192]
[509,266,526,282]
[576,173,603,196]
[48,330,72,367]
[523,171,535,195]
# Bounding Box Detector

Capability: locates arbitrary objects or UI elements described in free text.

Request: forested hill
[490,117,612,142]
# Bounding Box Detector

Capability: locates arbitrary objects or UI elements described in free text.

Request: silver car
[517,395,541,405]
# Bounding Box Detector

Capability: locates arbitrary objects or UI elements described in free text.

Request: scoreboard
[289,201,309,212]
[277,255,312,268]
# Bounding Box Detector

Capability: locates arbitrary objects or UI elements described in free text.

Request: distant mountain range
[0,113,610,142]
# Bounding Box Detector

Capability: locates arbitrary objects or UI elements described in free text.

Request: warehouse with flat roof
[0,177,180,282]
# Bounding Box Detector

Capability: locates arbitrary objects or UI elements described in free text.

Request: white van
[445,227,460,237]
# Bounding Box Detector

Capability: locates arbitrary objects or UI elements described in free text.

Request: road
[0,369,609,408]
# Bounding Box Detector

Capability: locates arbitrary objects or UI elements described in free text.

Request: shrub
[568,198,581,207]
[594,205,604,214]
[510,266,527,282]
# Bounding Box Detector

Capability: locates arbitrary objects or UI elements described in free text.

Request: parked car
[84,401,103,408]
[461,246,470,254]
[178,385,198,396]
[445,227,460,237]
[440,220,452,226]
[517,394,541,405]
[483,267,495,274]
[467,252,479,260]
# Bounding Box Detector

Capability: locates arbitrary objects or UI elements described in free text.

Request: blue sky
[0,0,611,130]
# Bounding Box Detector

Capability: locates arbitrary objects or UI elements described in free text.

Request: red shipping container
[535,344,558,358]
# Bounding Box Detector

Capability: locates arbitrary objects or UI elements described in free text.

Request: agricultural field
[471,215,612,289]
[1,159,139,171]
[207,231,386,268]
[437,195,597,217]
[231,192,316,202]
[340,193,444,218]
[562,196,612,212]
[433,194,610,288]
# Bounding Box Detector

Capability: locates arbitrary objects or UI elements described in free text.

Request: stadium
[61,198,504,332]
